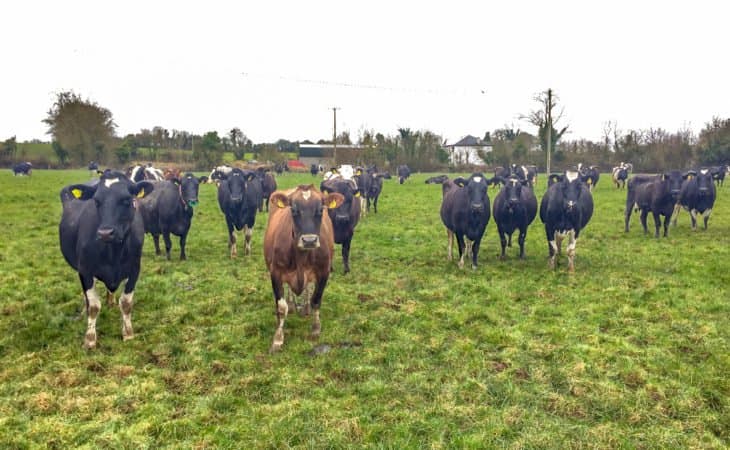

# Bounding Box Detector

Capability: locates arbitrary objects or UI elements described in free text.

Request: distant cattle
[128,164,164,182]
[492,176,538,259]
[710,165,727,186]
[88,161,99,173]
[673,169,716,230]
[138,173,205,260]
[397,165,411,184]
[310,164,319,176]
[511,164,538,187]
[494,166,511,179]
[59,171,154,348]
[625,171,687,237]
[539,171,594,272]
[425,175,449,184]
[366,172,385,213]
[12,162,32,176]
[321,177,361,273]
[257,168,277,212]
[611,163,631,188]
[354,167,372,216]
[440,173,491,269]
[217,168,261,257]
[263,185,344,352]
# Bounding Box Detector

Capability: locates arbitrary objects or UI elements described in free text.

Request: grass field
[0,170,728,448]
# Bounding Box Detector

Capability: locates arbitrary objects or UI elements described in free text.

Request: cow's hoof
[269,342,283,353]
[84,332,97,349]
[122,333,135,341]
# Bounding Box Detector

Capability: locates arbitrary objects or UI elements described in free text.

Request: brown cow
[263,185,344,352]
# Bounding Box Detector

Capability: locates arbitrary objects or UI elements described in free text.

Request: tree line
[3,90,728,172]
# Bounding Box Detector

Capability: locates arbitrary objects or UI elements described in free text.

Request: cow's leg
[270,276,287,352]
[671,204,681,227]
[624,199,634,232]
[227,220,237,258]
[81,275,100,349]
[446,229,454,261]
[373,195,378,214]
[566,230,577,273]
[651,211,662,238]
[300,283,313,317]
[179,233,187,260]
[518,227,527,259]
[471,238,481,270]
[152,234,162,256]
[498,229,508,260]
[640,209,649,235]
[285,286,297,314]
[545,226,557,269]
[689,209,698,231]
[662,213,670,237]
[309,276,329,339]
[456,234,466,269]
[342,238,352,274]
[162,231,173,260]
[119,265,142,341]
[702,209,712,229]
[507,232,513,248]
[244,225,252,256]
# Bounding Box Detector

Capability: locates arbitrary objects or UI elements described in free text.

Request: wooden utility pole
[332,107,339,165]
[546,88,552,177]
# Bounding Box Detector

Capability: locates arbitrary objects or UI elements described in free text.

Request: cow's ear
[549,174,562,184]
[356,169,362,176]
[683,170,696,180]
[320,184,332,194]
[245,172,256,181]
[130,181,155,198]
[324,192,345,209]
[453,177,467,187]
[270,192,290,209]
[66,184,96,200]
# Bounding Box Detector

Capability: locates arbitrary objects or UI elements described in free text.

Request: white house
[444,135,492,165]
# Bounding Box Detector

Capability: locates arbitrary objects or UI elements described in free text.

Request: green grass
[0,170,728,448]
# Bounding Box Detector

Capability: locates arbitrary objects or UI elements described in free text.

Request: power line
[241,71,486,96]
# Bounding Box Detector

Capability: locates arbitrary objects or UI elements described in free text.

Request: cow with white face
[539,170,594,272]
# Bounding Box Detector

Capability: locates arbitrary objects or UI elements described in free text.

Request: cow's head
[321,179,360,225]
[696,169,714,196]
[270,185,344,250]
[66,172,154,243]
[661,170,685,200]
[503,176,529,208]
[559,170,585,213]
[455,173,489,213]
[226,168,255,202]
[173,173,206,209]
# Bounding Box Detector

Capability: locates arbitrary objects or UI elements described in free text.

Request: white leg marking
[119,291,135,341]
[271,298,288,352]
[671,204,681,226]
[84,286,101,349]
[567,232,577,273]
[447,230,453,261]
[244,225,252,255]
[311,309,321,338]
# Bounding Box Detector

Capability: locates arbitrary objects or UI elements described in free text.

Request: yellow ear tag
[71,188,82,199]
[277,199,286,208]
[328,199,338,208]
[356,170,362,176]
[136,188,145,198]
[355,191,361,197]
[587,179,592,184]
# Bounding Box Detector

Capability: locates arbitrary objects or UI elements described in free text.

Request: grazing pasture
[0,169,728,448]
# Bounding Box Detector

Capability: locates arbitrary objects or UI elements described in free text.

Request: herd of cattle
[40,159,729,351]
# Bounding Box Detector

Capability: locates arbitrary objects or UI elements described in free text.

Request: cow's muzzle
[470,203,484,212]
[298,234,320,249]
[699,187,709,195]
[335,214,350,224]
[97,228,115,242]
[566,200,576,211]
[230,195,243,202]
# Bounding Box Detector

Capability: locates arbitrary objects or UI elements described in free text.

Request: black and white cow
[579,165,600,191]
[612,165,629,189]
[511,164,538,187]
[320,177,361,273]
[397,165,411,184]
[492,176,538,259]
[138,173,205,260]
[353,167,372,217]
[539,170,594,272]
[59,171,154,348]
[440,173,491,269]
[208,165,233,184]
[128,164,164,182]
[625,171,687,238]
[672,169,716,230]
[12,162,32,176]
[217,168,261,257]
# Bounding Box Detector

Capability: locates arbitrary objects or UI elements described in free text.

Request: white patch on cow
[509,178,518,186]
[549,240,557,252]
[302,189,311,200]
[472,176,483,184]
[271,298,289,352]
[703,208,712,218]
[130,166,142,181]
[104,178,120,188]
[700,169,709,175]
[119,291,135,340]
[84,286,101,348]
[565,171,579,182]
[244,225,253,255]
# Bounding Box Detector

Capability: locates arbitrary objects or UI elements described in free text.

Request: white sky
[3,1,729,145]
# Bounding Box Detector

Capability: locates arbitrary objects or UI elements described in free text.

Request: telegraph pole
[546,88,552,176]
[332,107,339,165]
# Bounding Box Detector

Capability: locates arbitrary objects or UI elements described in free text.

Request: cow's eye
[291,206,300,217]
[121,198,132,207]
[316,206,323,216]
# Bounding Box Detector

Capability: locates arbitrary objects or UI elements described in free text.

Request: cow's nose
[231,195,242,202]
[567,201,576,209]
[299,234,320,249]
[471,203,483,211]
[335,214,350,223]
[97,228,114,242]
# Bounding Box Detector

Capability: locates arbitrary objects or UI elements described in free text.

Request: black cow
[257,168,277,212]
[580,165,600,191]
[710,165,727,187]
[440,173,491,269]
[539,171,594,272]
[673,169,716,230]
[310,164,319,176]
[425,175,449,184]
[367,172,385,213]
[88,161,99,173]
[353,167,372,217]
[12,162,32,176]
[492,176,538,259]
[397,165,411,184]
[321,177,361,273]
[59,171,154,348]
[138,173,205,260]
[217,168,261,257]
[626,171,687,237]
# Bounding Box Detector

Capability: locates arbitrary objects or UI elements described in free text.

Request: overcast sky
[3,1,728,145]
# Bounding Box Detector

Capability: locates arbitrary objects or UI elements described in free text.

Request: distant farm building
[444,135,492,165]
